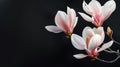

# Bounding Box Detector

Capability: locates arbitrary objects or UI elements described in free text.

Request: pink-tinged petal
[83,0,93,15]
[67,7,76,25]
[73,17,78,28]
[91,17,100,27]
[92,14,102,26]
[85,48,92,56]
[98,40,113,52]
[102,0,116,22]
[70,17,78,33]
[55,11,68,33]
[82,26,95,42]
[78,12,92,22]
[73,54,88,59]
[71,34,86,50]
[93,27,105,45]
[93,48,98,56]
[88,34,101,51]
[89,0,102,16]
[45,26,62,33]
[67,7,77,33]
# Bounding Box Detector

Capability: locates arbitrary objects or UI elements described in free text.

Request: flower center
[93,14,102,27]
[86,48,99,59]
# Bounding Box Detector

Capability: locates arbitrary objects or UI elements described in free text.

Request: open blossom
[45,7,78,36]
[78,0,116,27]
[71,26,113,59]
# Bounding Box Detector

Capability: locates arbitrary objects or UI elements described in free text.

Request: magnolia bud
[106,26,113,38]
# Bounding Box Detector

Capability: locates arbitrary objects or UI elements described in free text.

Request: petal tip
[45,26,62,33]
[73,54,87,59]
[67,6,70,9]
[45,26,49,30]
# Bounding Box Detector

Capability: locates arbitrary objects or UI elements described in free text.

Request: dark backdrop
[0,0,120,67]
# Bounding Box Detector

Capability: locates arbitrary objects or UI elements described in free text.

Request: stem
[98,47,120,63]
[111,35,120,46]
[103,49,119,54]
[113,39,120,46]
[108,48,113,51]
[65,33,71,38]
[65,35,70,38]
[96,56,120,63]
[106,29,120,46]
[103,48,120,55]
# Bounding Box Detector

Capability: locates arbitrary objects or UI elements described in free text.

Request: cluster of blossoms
[45,0,120,63]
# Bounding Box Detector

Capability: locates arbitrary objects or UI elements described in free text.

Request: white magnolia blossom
[45,7,78,35]
[78,0,116,27]
[71,26,113,59]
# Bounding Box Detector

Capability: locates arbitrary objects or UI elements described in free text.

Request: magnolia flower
[78,0,116,27]
[71,26,113,59]
[45,7,78,36]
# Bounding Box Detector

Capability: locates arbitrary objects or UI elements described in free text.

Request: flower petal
[55,11,68,33]
[71,34,86,50]
[67,7,77,33]
[73,17,78,28]
[82,26,95,41]
[102,0,116,22]
[73,54,88,59]
[98,40,113,52]
[83,0,93,15]
[88,34,102,51]
[45,26,62,33]
[67,7,76,26]
[89,0,102,15]
[70,17,78,33]
[78,12,92,22]
[93,27,105,45]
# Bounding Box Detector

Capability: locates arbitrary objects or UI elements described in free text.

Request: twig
[103,49,119,54]
[113,39,120,46]
[96,56,120,63]
[103,47,120,55]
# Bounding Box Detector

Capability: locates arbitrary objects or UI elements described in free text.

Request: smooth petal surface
[102,0,116,22]
[45,26,62,33]
[78,12,92,22]
[71,34,86,50]
[98,40,113,52]
[55,11,68,33]
[82,26,95,41]
[67,7,76,26]
[67,7,77,33]
[73,17,78,28]
[93,27,105,45]
[89,0,102,15]
[88,34,101,51]
[70,17,78,33]
[73,54,88,59]
[83,1,93,15]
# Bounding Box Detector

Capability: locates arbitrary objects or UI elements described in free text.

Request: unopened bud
[107,26,113,38]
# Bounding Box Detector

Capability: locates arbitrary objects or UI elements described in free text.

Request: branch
[96,56,120,63]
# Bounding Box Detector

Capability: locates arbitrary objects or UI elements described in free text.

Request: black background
[0,0,120,67]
